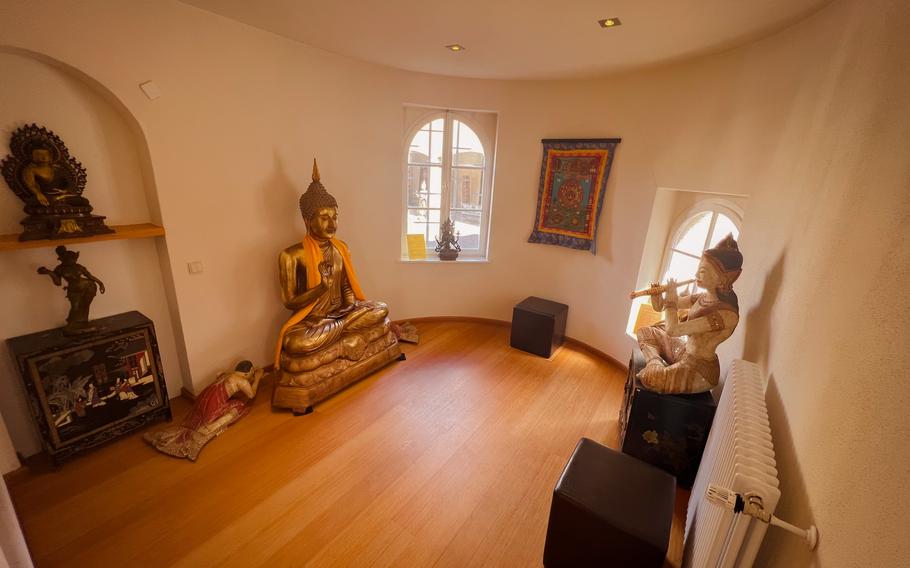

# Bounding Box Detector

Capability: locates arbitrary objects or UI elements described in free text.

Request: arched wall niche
[0,46,190,459]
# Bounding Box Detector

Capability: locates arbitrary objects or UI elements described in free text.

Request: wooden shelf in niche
[0,223,165,252]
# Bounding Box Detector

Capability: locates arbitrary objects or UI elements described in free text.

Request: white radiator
[683,359,780,568]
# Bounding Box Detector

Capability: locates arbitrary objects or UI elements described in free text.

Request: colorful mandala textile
[528,138,620,254]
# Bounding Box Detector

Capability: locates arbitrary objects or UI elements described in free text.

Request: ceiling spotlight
[598,18,622,28]
[445,44,465,52]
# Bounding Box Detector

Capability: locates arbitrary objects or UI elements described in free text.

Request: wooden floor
[7,321,687,567]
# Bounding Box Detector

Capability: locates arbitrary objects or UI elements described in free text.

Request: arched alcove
[0,47,188,458]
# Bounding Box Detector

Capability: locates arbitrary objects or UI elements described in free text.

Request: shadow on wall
[261,150,308,368]
[742,252,786,375]
[756,373,819,566]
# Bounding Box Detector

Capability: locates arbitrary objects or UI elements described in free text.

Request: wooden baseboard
[180,387,196,403]
[394,316,628,372]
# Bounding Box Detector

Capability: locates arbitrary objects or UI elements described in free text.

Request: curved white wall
[0,0,907,565]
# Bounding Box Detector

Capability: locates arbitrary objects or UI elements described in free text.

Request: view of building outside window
[407,118,486,250]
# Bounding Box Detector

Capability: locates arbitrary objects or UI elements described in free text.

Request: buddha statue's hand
[318,260,334,286]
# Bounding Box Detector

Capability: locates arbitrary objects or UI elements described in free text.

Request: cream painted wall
[0,0,907,565]
[0,52,185,456]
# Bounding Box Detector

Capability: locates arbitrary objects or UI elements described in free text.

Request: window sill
[398,257,490,264]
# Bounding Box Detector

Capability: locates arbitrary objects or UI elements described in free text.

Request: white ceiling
[180,0,832,80]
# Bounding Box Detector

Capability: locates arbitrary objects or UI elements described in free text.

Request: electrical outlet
[187,261,204,274]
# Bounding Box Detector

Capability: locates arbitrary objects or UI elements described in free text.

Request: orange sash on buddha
[273,235,366,368]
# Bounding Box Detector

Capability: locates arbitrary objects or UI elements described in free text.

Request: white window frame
[660,199,744,283]
[401,107,497,261]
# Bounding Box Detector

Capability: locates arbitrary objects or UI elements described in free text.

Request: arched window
[661,202,741,284]
[403,108,497,260]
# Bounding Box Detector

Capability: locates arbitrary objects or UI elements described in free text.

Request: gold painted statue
[272,160,401,413]
[144,361,264,461]
[635,235,743,394]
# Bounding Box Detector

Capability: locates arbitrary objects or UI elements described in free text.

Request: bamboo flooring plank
[6,321,688,567]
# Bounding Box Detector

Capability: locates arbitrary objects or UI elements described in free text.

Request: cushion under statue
[272,160,401,414]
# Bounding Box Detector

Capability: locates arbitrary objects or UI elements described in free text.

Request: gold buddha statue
[272,160,401,413]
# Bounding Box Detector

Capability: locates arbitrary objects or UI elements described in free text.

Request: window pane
[406,165,430,207]
[674,212,711,255]
[428,166,442,195]
[450,167,483,209]
[452,120,485,167]
[407,209,427,236]
[665,251,700,283]
[451,210,481,250]
[408,209,441,248]
[408,130,430,164]
[709,213,740,247]
[430,130,443,164]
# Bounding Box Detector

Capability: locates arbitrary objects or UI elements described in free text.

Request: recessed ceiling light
[598,18,622,28]
[445,44,465,52]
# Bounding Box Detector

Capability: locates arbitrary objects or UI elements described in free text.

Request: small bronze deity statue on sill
[1,123,113,241]
[435,218,461,261]
[272,159,401,413]
[37,245,106,335]
[633,234,743,394]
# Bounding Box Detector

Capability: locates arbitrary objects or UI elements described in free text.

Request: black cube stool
[544,438,676,568]
[510,296,568,358]
[620,348,716,488]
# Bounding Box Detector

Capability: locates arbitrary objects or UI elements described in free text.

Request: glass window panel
[407,209,427,235]
[428,222,440,244]
[709,213,740,247]
[452,120,485,167]
[429,193,441,209]
[431,118,444,131]
[451,210,481,250]
[674,212,711,255]
[430,130,443,163]
[409,129,430,164]
[450,167,483,209]
[406,165,430,207]
[428,166,442,194]
[664,252,700,283]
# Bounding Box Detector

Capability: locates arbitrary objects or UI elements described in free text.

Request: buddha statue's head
[699,234,743,293]
[299,159,338,241]
[31,148,52,166]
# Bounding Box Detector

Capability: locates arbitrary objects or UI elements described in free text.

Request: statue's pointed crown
[299,158,338,220]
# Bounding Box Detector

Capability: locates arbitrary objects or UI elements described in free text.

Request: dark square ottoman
[510,296,568,358]
[543,438,676,568]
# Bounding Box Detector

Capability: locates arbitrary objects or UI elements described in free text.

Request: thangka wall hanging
[527,138,620,254]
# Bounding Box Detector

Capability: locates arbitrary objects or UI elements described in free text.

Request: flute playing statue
[632,235,743,394]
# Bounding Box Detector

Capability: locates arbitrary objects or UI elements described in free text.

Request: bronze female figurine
[37,246,106,334]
